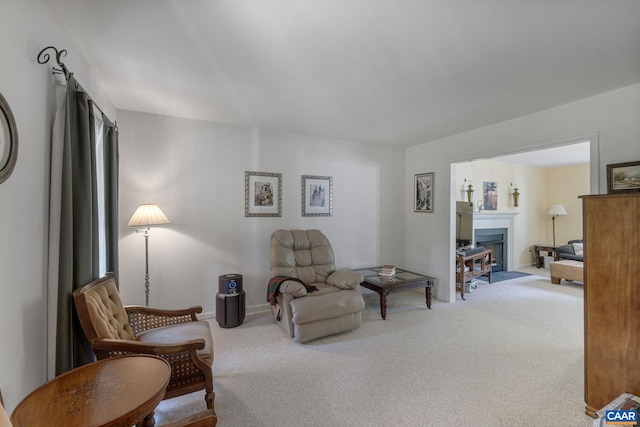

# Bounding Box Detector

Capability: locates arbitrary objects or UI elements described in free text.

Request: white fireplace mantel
[473,212,519,271]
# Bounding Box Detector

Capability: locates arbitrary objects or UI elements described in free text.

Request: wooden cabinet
[582,194,640,417]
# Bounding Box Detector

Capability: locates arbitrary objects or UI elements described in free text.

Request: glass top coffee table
[354,267,435,320]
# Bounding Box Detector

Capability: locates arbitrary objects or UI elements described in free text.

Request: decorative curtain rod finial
[37,46,70,80]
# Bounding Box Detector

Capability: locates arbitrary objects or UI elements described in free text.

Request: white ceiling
[43,0,640,149]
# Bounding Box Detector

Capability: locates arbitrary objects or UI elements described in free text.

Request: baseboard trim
[200,302,271,320]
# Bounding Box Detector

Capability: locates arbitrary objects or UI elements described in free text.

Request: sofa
[269,229,365,343]
[557,239,583,262]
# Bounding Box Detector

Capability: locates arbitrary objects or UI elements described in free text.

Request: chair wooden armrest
[125,305,202,334]
[160,409,217,427]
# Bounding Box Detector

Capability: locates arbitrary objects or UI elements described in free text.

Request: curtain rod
[37,46,71,81]
[37,45,117,130]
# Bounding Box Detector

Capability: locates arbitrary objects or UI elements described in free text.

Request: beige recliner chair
[269,229,365,343]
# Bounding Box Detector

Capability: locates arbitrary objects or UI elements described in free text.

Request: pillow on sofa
[572,242,584,257]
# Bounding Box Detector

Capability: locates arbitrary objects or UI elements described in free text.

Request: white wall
[406,83,640,303]
[116,110,406,314]
[0,0,115,411]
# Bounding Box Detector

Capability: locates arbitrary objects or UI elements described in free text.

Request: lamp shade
[128,204,171,227]
[548,204,567,216]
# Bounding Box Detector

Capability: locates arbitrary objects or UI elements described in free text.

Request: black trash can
[216,274,245,328]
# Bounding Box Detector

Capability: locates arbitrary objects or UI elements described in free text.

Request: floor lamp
[128,204,171,306]
[548,204,567,246]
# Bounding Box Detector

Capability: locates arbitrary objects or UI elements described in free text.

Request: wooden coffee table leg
[425,287,432,309]
[380,289,388,320]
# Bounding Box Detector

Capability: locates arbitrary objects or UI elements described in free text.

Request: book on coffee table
[379,265,396,277]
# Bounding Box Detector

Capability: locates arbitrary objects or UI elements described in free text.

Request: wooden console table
[533,244,559,268]
[455,249,492,300]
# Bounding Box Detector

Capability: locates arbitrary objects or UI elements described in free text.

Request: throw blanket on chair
[267,276,318,306]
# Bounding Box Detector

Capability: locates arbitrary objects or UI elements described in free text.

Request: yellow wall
[546,164,590,245]
[456,160,589,268]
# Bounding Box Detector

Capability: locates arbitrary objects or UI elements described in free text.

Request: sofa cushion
[290,290,365,325]
[572,242,584,257]
[557,240,583,262]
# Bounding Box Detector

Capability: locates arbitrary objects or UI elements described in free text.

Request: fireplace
[475,228,507,272]
[472,212,518,272]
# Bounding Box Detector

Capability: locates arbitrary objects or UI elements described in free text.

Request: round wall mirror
[0,92,18,183]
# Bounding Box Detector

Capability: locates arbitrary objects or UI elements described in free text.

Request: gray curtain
[54,75,119,374]
[103,114,119,280]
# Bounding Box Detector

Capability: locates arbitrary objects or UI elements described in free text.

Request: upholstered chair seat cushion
[136,321,214,365]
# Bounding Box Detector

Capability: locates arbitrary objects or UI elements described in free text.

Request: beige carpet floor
[155,267,595,427]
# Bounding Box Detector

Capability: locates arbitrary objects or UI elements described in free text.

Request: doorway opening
[450,136,596,302]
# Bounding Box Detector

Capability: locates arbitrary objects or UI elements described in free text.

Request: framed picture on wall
[483,181,498,210]
[301,175,333,216]
[245,171,282,217]
[414,172,434,213]
[606,161,640,194]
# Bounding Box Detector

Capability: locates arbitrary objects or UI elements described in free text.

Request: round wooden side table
[11,354,170,427]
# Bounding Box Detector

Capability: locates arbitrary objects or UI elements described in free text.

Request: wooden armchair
[73,274,214,412]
